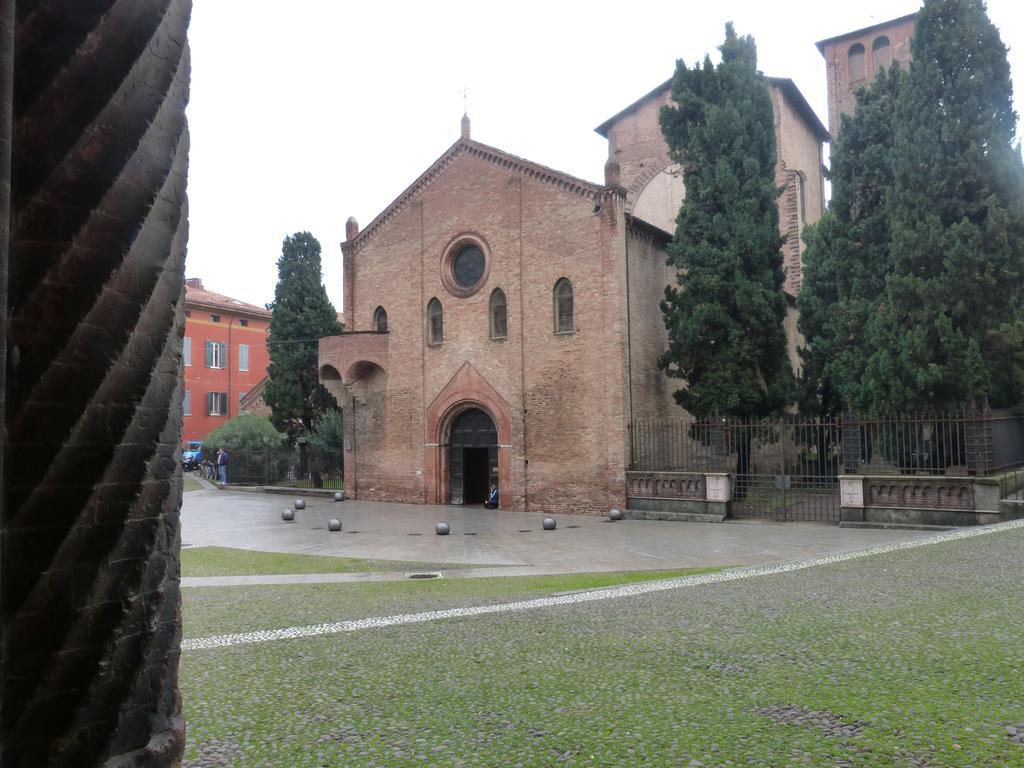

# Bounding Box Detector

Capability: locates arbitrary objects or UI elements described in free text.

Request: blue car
[182,441,204,471]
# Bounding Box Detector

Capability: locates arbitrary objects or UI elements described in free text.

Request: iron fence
[630,407,1024,479]
[194,445,344,489]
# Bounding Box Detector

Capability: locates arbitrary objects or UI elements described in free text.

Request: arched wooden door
[449,407,498,505]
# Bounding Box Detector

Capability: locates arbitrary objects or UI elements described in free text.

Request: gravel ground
[181,528,1024,767]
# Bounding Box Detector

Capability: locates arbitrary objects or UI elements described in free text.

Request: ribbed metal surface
[3,0,190,765]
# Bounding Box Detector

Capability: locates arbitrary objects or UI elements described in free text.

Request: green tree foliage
[798,65,904,415]
[264,232,343,439]
[305,408,345,486]
[862,0,1024,412]
[306,408,344,456]
[658,23,794,419]
[203,414,286,454]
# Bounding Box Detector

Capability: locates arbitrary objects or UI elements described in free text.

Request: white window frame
[207,391,227,416]
[205,340,226,369]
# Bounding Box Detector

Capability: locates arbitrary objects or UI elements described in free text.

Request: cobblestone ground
[181,528,1024,767]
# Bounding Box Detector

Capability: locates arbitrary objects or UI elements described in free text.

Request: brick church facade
[319,67,830,514]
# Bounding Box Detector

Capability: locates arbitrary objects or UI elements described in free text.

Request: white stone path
[182,518,1024,652]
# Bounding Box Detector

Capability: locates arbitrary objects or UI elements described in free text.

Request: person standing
[218,448,230,483]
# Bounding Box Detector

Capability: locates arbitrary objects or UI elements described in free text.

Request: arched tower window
[373,306,388,332]
[796,171,807,226]
[427,298,443,345]
[848,43,866,82]
[553,278,574,334]
[489,288,507,339]
[873,36,892,72]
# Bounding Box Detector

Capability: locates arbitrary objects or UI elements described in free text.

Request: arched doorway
[449,407,498,505]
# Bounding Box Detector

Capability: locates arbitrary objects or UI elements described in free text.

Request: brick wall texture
[820,15,916,136]
[321,76,826,515]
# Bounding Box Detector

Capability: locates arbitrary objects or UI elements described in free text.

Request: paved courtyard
[182,487,934,582]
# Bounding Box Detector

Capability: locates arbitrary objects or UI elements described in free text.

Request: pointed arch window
[427,298,444,345]
[872,36,892,73]
[489,288,507,340]
[848,43,866,82]
[374,306,388,332]
[553,278,574,334]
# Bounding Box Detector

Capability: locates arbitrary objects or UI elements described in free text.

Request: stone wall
[770,84,827,298]
[335,144,629,514]
[624,222,679,422]
[2,1,190,765]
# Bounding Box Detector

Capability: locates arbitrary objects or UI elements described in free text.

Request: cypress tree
[264,232,344,440]
[863,0,1024,412]
[658,23,794,420]
[798,65,903,415]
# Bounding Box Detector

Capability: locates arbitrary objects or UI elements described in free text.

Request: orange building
[182,278,271,445]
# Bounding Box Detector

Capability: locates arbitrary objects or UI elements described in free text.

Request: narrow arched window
[489,288,507,340]
[373,306,388,332]
[427,298,443,345]
[553,278,574,334]
[796,171,807,226]
[873,36,892,73]
[848,43,866,82]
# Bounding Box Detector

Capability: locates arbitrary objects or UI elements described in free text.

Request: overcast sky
[184,0,1023,311]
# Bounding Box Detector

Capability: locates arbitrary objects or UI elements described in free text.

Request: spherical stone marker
[542,517,557,531]
[328,518,342,532]
[609,508,624,522]
[334,491,345,502]
[294,499,305,510]
[435,521,450,536]
[282,509,295,522]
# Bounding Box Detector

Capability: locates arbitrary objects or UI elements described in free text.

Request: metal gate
[729,418,840,522]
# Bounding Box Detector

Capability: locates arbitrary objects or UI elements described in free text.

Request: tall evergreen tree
[798,65,903,415]
[658,23,794,420]
[863,0,1024,412]
[264,232,343,440]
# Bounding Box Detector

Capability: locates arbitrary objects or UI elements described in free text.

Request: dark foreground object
[1,1,193,765]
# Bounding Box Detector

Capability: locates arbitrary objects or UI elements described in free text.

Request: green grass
[181,546,475,578]
[182,476,203,493]
[179,530,1024,767]
[181,567,723,638]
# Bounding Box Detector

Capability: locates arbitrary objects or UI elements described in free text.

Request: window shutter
[205,340,213,367]
[238,344,249,372]
[183,390,191,416]
[183,336,192,366]
[218,341,226,368]
[206,392,214,414]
